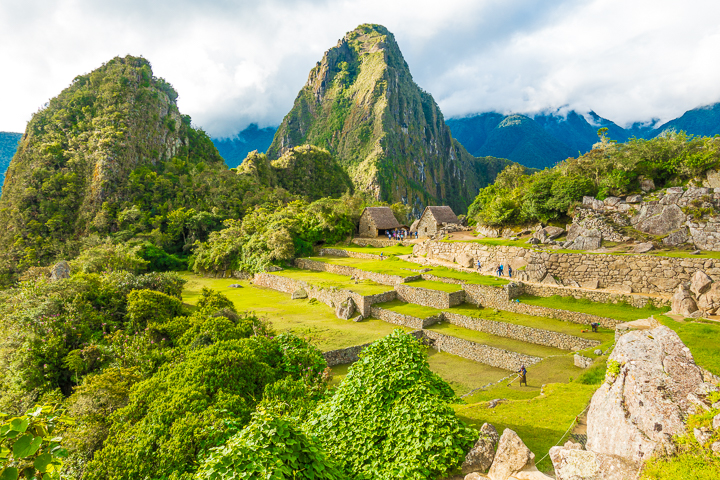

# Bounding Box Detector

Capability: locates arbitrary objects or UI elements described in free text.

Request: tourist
[499,265,504,276]
[476,260,481,272]
[591,322,599,333]
[508,265,513,278]
[380,252,384,260]
[518,365,527,386]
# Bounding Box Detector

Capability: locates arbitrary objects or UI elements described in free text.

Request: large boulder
[563,229,602,250]
[457,252,475,269]
[633,242,654,254]
[697,282,720,314]
[635,204,686,236]
[49,260,71,281]
[335,298,356,320]
[549,441,638,480]
[662,227,689,246]
[462,430,497,474]
[671,284,698,316]
[639,176,655,192]
[292,289,308,299]
[534,226,565,242]
[585,326,705,467]
[690,270,712,296]
[487,429,549,480]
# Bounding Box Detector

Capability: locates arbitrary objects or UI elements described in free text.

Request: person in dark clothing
[591,322,599,333]
[518,365,527,386]
[508,265,513,278]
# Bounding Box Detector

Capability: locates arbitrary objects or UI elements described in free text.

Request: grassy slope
[180,273,407,351]
[518,294,670,322]
[270,268,393,296]
[657,315,720,376]
[374,299,442,319]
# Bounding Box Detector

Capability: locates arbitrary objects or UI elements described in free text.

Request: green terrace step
[269,268,393,296]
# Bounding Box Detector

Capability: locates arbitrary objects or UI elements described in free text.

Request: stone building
[358,207,402,237]
[417,206,460,237]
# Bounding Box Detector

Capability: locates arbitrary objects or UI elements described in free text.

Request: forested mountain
[212,123,277,168]
[267,23,510,214]
[0,131,22,192]
[449,103,720,170]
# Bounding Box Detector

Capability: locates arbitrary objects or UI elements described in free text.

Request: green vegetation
[309,330,476,479]
[468,130,720,226]
[424,349,508,396]
[404,279,463,293]
[657,315,720,375]
[271,268,393,296]
[518,294,670,322]
[457,382,599,472]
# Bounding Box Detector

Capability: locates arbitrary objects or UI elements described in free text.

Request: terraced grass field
[271,268,393,296]
[518,294,670,322]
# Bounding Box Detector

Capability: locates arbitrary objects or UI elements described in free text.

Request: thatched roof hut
[358,207,402,237]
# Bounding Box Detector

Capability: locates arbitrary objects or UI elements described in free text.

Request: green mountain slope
[653,103,720,137]
[0,132,22,193]
[0,56,244,278]
[267,23,510,214]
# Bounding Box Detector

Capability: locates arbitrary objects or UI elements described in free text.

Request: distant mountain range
[446,103,720,169]
[0,132,22,193]
[211,124,277,168]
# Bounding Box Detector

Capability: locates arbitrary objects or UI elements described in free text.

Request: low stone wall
[396,284,465,309]
[417,330,542,371]
[442,312,600,351]
[295,258,420,285]
[415,240,717,296]
[253,273,397,317]
[520,282,670,308]
[318,248,380,260]
[370,306,441,329]
[351,238,408,247]
[323,342,373,367]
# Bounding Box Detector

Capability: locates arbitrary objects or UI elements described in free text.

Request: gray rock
[713,414,720,431]
[527,237,540,245]
[266,265,283,272]
[550,442,638,480]
[712,442,720,456]
[457,252,474,268]
[487,429,536,480]
[228,284,242,288]
[671,284,698,316]
[694,428,712,446]
[690,270,712,296]
[462,432,496,474]
[291,289,308,299]
[626,195,643,204]
[481,423,500,448]
[703,169,720,189]
[464,474,484,480]
[564,229,602,250]
[640,177,655,192]
[581,279,599,290]
[351,314,364,323]
[335,298,356,320]
[662,227,689,246]
[633,242,654,253]
[544,226,566,240]
[586,326,705,467]
[574,354,593,368]
[635,204,686,236]
[49,260,71,282]
[666,186,684,194]
[604,196,622,206]
[594,349,603,356]
[487,398,506,409]
[542,274,561,286]
[691,250,702,255]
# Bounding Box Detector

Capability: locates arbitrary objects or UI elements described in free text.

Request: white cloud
[1,0,719,135]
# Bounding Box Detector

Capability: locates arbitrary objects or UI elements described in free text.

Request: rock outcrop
[49,261,71,282]
[335,298,356,320]
[461,425,498,475]
[549,441,637,480]
[586,325,705,467]
[563,228,602,250]
[486,429,550,480]
[671,284,699,316]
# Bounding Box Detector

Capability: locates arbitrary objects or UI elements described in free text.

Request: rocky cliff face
[268,24,510,215]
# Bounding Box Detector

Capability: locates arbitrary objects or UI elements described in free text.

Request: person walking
[518,364,527,386]
[499,264,504,276]
[476,260,482,272]
[508,265,513,278]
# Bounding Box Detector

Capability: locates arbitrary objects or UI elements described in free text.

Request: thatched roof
[361,207,401,230]
[409,219,420,232]
[423,206,459,224]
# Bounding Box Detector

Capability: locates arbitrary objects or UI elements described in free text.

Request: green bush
[308,330,476,479]
[194,409,343,480]
[126,289,184,332]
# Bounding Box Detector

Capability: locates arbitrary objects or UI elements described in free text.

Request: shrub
[126,289,184,332]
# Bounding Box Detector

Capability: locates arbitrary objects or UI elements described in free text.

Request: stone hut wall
[358,212,377,238]
[295,258,420,285]
[417,330,542,371]
[395,284,465,309]
[441,312,600,351]
[369,306,441,329]
[416,240,716,296]
[417,211,438,238]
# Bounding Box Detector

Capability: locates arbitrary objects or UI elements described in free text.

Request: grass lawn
[447,304,614,342]
[180,273,408,351]
[308,256,422,276]
[427,322,568,358]
[657,315,720,376]
[326,244,415,256]
[425,266,509,287]
[271,268,393,296]
[518,294,670,322]
[456,382,599,473]
[373,300,443,319]
[404,279,464,293]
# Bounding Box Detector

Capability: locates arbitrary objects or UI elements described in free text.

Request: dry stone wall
[253,273,396,317]
[416,240,716,296]
[369,306,441,329]
[323,342,373,366]
[417,330,541,371]
[318,248,380,260]
[442,312,600,351]
[396,284,465,309]
[351,238,407,247]
[295,258,420,285]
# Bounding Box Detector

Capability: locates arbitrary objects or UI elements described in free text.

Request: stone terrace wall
[253,273,397,317]
[295,258,420,285]
[323,342,373,367]
[396,284,465,309]
[417,241,717,295]
[370,306,441,329]
[442,312,600,351]
[352,238,407,247]
[318,248,380,260]
[418,330,542,371]
[521,282,670,308]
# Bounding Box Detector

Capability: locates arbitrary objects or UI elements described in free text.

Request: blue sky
[2,0,720,136]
